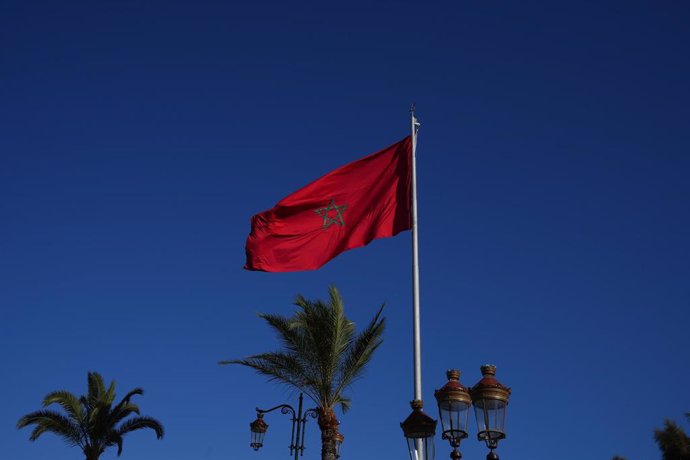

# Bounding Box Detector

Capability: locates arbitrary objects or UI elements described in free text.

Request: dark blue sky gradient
[2,2,689,460]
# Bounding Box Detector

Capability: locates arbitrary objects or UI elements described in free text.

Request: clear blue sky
[2,1,689,460]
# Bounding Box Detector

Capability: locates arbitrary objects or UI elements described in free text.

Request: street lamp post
[249,393,319,460]
[434,370,472,460]
[470,365,511,460]
[404,365,511,460]
[433,365,511,460]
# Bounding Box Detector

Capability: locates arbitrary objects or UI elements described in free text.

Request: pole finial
[410,104,420,133]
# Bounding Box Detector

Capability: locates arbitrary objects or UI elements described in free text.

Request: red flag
[245,136,412,272]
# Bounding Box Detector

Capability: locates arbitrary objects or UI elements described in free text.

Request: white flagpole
[410,105,422,402]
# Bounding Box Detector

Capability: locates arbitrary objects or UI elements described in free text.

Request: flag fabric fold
[245,136,412,272]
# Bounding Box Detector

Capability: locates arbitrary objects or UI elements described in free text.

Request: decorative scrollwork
[250,394,317,455]
[257,403,295,417]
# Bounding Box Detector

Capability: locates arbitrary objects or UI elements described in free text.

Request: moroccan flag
[245,136,412,272]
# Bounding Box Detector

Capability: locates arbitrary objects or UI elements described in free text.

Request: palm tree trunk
[84,445,100,460]
[318,408,339,460]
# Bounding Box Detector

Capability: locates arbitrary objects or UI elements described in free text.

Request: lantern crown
[401,400,437,460]
[470,365,511,402]
[470,365,510,450]
[250,413,268,433]
[434,369,471,405]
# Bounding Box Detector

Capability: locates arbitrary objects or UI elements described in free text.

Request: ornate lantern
[334,431,344,459]
[401,400,437,460]
[249,413,268,451]
[434,369,472,449]
[470,365,511,456]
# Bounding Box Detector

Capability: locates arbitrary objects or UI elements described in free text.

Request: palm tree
[17,372,164,460]
[654,413,690,460]
[221,285,385,460]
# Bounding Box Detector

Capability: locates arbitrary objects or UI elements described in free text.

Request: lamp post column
[293,394,303,460]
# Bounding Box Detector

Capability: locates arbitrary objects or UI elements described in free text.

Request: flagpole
[410,104,422,402]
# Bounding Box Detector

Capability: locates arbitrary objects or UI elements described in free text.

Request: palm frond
[42,390,84,424]
[17,410,82,445]
[106,430,124,456]
[337,396,351,413]
[104,379,117,405]
[293,299,332,402]
[87,372,106,406]
[258,313,303,354]
[110,402,141,427]
[334,304,385,397]
[654,419,690,460]
[119,388,144,404]
[109,388,143,427]
[326,286,356,401]
[117,416,164,439]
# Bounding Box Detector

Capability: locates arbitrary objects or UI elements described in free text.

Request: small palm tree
[221,285,385,460]
[654,413,690,460]
[17,372,164,460]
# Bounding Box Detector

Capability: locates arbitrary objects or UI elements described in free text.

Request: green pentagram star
[315,198,347,229]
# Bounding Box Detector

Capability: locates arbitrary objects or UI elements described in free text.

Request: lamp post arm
[256,404,296,417]
[253,394,320,459]
[302,408,319,420]
[256,402,299,455]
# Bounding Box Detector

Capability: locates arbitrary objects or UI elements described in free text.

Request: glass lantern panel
[439,400,469,444]
[492,403,506,436]
[250,430,265,451]
[405,435,436,460]
[473,399,507,440]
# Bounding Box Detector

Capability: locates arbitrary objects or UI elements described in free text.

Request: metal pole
[410,105,422,402]
[294,393,303,460]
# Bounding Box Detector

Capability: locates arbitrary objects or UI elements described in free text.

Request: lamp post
[434,370,471,460]
[469,365,511,460]
[405,365,511,460]
[432,366,511,460]
[249,393,319,460]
